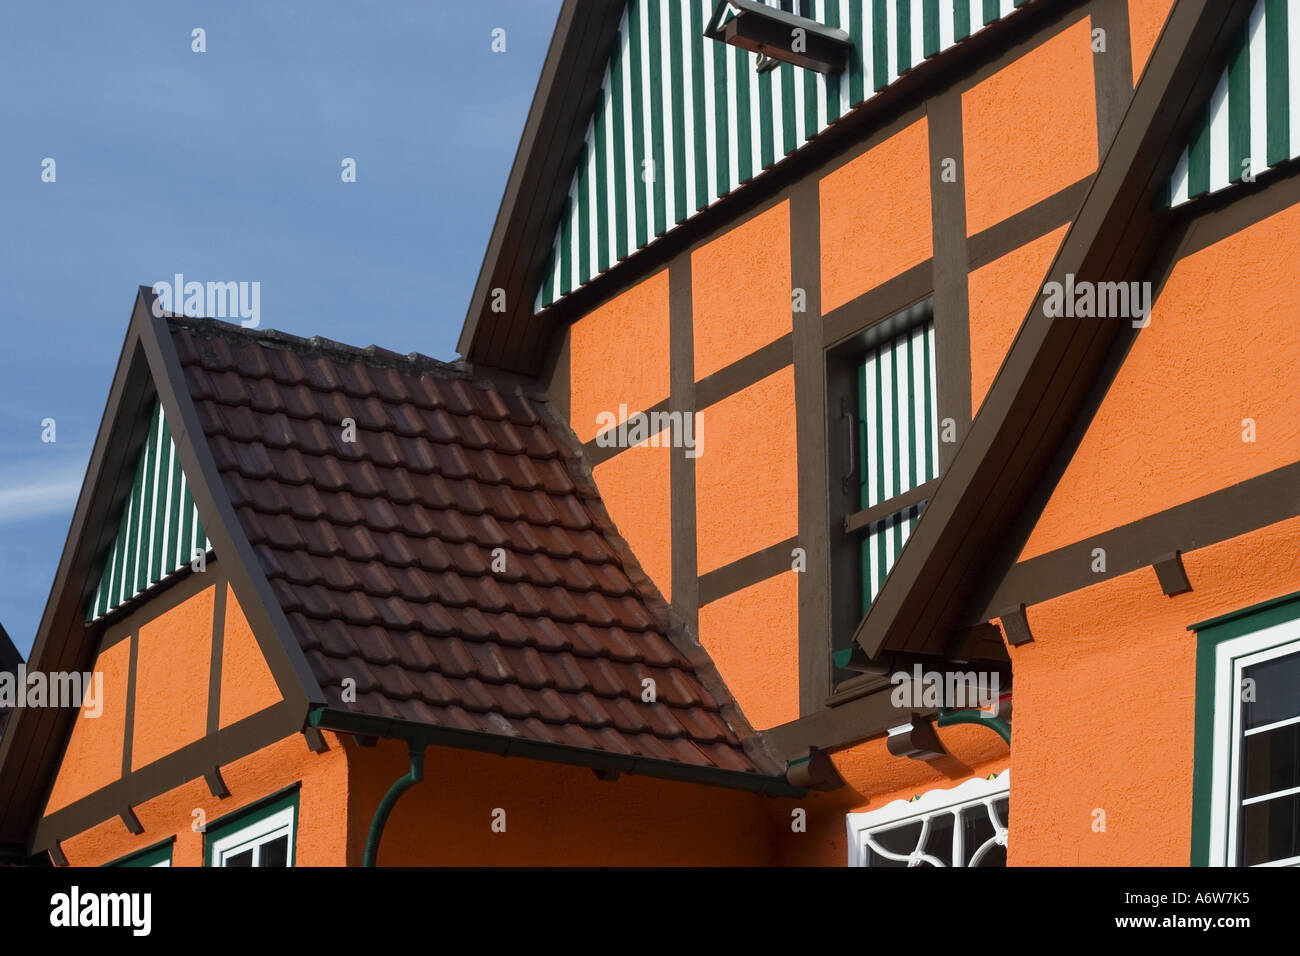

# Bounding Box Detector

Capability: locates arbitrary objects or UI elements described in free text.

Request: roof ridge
[165,313,472,382]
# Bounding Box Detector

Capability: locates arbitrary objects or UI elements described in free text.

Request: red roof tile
[169,317,779,780]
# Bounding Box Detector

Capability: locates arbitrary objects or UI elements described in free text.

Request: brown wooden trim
[119,805,143,835]
[927,89,972,467]
[965,177,1092,270]
[821,260,933,349]
[698,537,799,608]
[790,175,831,715]
[207,575,227,736]
[696,334,794,409]
[853,0,1256,661]
[204,766,231,799]
[94,557,222,654]
[580,396,672,467]
[971,460,1300,623]
[1153,551,1193,597]
[120,629,138,778]
[1177,160,1300,256]
[844,480,939,536]
[31,698,303,853]
[1091,0,1134,154]
[763,680,916,760]
[302,727,329,753]
[997,604,1034,646]
[669,253,699,629]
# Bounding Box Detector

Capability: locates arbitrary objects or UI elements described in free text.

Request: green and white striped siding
[87,401,211,621]
[539,0,1032,311]
[1169,0,1300,206]
[858,320,938,606]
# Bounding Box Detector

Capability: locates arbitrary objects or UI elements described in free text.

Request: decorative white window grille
[847,769,1009,867]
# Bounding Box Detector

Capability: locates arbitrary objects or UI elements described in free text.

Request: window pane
[224,849,254,868]
[1239,790,1300,866]
[258,835,290,868]
[1242,722,1300,800]
[868,821,923,866]
[1242,653,1300,730]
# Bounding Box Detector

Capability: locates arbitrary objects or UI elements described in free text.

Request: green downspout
[363,742,425,867]
[937,707,1012,746]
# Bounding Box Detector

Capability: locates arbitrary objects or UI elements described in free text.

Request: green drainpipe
[364,742,426,867]
[937,707,1012,746]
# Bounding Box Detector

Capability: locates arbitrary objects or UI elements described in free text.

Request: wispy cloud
[0,461,85,524]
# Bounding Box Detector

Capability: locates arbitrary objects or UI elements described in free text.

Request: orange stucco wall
[1130,0,1177,83]
[695,366,798,574]
[55,731,349,867]
[1009,514,1300,865]
[43,637,131,815]
[346,738,774,865]
[219,585,283,728]
[819,117,932,313]
[968,223,1070,412]
[1023,200,1300,560]
[691,201,792,381]
[591,433,673,601]
[697,570,799,730]
[963,17,1098,235]
[569,269,671,444]
[131,584,214,770]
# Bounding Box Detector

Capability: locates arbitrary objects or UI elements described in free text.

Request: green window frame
[107,838,174,867]
[1191,589,1300,866]
[204,785,300,868]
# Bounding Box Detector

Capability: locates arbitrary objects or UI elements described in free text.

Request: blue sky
[0,1,560,656]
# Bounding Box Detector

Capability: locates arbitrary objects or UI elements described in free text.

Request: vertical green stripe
[982,0,998,26]
[954,0,971,40]
[194,507,206,558]
[890,341,902,500]
[669,0,688,223]
[690,0,709,211]
[922,0,940,57]
[1228,25,1251,183]
[897,0,912,74]
[135,412,158,594]
[824,0,842,120]
[1188,103,1211,197]
[758,66,775,170]
[559,195,573,295]
[647,0,667,236]
[734,45,753,182]
[151,412,169,581]
[594,103,610,274]
[576,145,591,283]
[868,0,885,95]
[781,62,797,157]
[874,345,885,507]
[629,2,649,247]
[611,42,629,261]
[1266,0,1290,166]
[802,42,818,144]
[922,324,934,481]
[177,473,193,570]
[541,246,555,306]
[906,333,918,489]
[166,429,183,578]
[713,26,730,197]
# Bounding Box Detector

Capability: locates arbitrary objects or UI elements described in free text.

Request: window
[1196,595,1300,867]
[826,300,940,680]
[107,840,173,867]
[847,769,1009,867]
[205,788,298,868]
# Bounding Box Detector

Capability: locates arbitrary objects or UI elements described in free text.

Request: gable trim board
[536,0,1036,313]
[459,0,1094,375]
[0,289,321,852]
[851,0,1262,662]
[1167,0,1300,206]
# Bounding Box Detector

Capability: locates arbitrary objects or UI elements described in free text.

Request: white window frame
[1208,616,1300,867]
[209,804,296,868]
[846,768,1009,867]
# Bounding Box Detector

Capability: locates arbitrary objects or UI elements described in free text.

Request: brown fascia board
[457,0,625,372]
[852,0,1257,662]
[0,289,321,849]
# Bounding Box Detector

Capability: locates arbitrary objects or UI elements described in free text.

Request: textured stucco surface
[218,585,283,728]
[694,366,798,574]
[819,117,932,313]
[568,269,671,444]
[591,433,673,601]
[962,17,1098,235]
[1023,200,1300,559]
[697,569,799,730]
[1129,0,1177,83]
[968,223,1070,412]
[1009,515,1300,865]
[691,200,792,380]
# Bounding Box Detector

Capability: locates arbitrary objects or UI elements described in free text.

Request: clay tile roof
[168,316,781,781]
